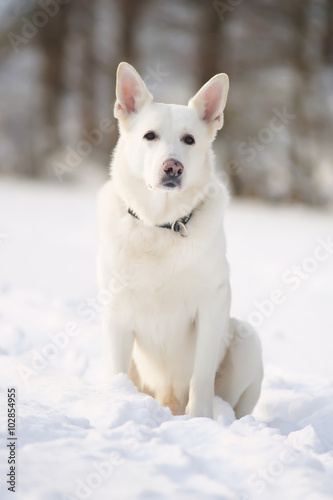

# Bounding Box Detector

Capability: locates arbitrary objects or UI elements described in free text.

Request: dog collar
[128,208,192,237]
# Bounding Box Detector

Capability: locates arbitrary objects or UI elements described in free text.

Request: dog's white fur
[97,62,263,418]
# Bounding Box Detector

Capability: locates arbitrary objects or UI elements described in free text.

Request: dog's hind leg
[233,375,262,419]
[215,318,263,419]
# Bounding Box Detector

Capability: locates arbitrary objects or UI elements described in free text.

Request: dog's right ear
[114,62,153,121]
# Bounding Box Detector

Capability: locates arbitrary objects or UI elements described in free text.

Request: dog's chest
[109,223,218,312]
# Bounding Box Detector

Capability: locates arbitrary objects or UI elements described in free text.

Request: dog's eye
[144,131,157,141]
[182,134,195,145]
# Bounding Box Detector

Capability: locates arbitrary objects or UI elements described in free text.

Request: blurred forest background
[0,0,332,205]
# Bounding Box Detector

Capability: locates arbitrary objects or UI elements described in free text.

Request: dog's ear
[188,74,229,130]
[114,62,153,121]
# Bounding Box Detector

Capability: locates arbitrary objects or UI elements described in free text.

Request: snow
[1,178,333,500]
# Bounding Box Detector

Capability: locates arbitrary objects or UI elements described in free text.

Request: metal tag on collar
[172,219,188,237]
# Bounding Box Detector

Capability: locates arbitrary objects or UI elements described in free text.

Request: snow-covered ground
[1,178,333,500]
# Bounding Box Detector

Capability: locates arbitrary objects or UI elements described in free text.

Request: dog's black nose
[163,159,184,177]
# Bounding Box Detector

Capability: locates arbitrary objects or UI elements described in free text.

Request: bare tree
[116,0,148,63]
[196,2,223,86]
[323,0,333,65]
[75,0,98,135]
[36,3,70,174]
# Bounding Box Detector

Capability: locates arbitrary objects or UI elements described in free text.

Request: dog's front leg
[102,306,134,379]
[186,286,230,418]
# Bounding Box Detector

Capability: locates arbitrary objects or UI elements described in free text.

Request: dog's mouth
[147,178,183,191]
[159,176,182,190]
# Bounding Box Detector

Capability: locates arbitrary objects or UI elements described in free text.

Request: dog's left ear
[114,62,153,121]
[188,74,229,130]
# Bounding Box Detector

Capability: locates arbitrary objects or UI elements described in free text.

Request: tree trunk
[36,3,70,175]
[323,0,333,64]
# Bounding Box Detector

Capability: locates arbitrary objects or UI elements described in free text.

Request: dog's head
[113,62,229,195]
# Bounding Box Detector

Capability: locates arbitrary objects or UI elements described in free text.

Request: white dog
[97,62,263,418]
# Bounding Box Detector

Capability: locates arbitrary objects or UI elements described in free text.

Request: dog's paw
[185,399,214,419]
[213,396,235,424]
